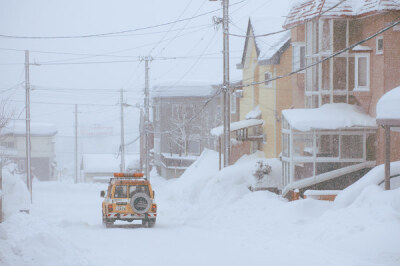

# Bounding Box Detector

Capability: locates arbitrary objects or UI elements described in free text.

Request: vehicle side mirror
[153,190,155,198]
[100,191,105,198]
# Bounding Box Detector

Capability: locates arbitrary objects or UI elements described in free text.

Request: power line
[9,99,118,106]
[149,0,195,55]
[0,2,245,40]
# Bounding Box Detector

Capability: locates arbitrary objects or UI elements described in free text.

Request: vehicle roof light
[113,173,144,178]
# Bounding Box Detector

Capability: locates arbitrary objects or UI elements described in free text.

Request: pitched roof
[81,154,140,173]
[151,83,217,98]
[240,17,291,67]
[283,0,400,28]
[2,121,57,136]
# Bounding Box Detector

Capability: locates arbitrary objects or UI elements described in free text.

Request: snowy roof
[151,84,217,98]
[283,0,400,28]
[376,86,400,120]
[249,17,291,61]
[2,121,57,136]
[81,154,140,173]
[352,45,372,51]
[282,103,376,131]
[211,119,264,136]
[246,105,262,119]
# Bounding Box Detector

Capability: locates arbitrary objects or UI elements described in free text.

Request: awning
[210,119,263,137]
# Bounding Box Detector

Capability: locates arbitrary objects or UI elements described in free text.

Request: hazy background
[0,0,292,176]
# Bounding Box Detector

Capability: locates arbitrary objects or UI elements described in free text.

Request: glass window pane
[317,134,339,157]
[341,135,363,159]
[333,95,347,103]
[322,57,330,91]
[316,162,342,175]
[348,57,355,91]
[322,95,331,105]
[366,133,376,161]
[293,134,313,157]
[300,46,306,68]
[320,20,331,52]
[312,58,319,91]
[114,185,127,198]
[333,57,347,91]
[358,57,367,87]
[333,20,347,51]
[294,162,314,180]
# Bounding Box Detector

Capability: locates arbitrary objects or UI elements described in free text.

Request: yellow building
[237,18,293,158]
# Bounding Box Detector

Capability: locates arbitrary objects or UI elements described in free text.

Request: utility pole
[120,89,125,172]
[142,56,152,180]
[210,0,231,167]
[74,104,78,183]
[25,50,32,202]
[222,0,231,167]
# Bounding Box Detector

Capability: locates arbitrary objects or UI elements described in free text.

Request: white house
[1,121,57,181]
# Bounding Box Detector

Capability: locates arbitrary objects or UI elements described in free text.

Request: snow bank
[282,103,376,131]
[158,149,284,225]
[1,163,30,218]
[334,161,400,208]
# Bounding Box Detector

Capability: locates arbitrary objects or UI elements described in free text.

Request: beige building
[236,17,293,159]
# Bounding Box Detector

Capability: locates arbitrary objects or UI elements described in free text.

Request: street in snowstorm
[1,0,400,265]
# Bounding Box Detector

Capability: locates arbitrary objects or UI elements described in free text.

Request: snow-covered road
[1,151,400,266]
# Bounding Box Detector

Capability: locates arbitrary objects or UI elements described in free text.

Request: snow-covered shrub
[252,160,272,182]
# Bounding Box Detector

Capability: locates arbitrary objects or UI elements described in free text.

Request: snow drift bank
[155,149,400,265]
[1,163,30,219]
[334,161,400,208]
[156,150,283,224]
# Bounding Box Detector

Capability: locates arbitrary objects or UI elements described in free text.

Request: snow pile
[158,150,283,225]
[282,103,376,131]
[334,161,400,208]
[156,149,400,265]
[1,163,30,218]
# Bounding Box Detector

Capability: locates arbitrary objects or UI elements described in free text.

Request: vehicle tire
[148,219,156,228]
[142,219,149,228]
[130,192,151,214]
[103,215,114,228]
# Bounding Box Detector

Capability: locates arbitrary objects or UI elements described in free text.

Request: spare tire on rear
[130,192,151,214]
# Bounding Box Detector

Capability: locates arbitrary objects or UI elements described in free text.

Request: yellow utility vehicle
[100,173,157,228]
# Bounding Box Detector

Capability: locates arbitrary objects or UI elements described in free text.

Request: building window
[155,106,160,121]
[292,43,305,71]
[264,72,272,88]
[355,53,370,91]
[18,159,25,172]
[154,136,160,154]
[230,93,236,114]
[376,36,383,55]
